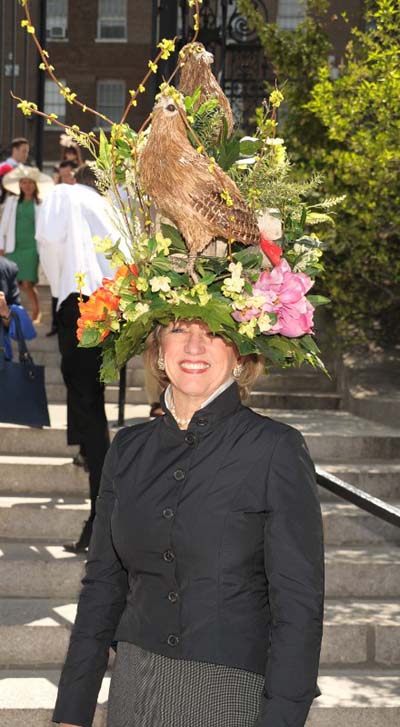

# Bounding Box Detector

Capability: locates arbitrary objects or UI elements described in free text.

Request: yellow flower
[148,60,158,74]
[157,38,175,60]
[155,232,172,255]
[139,84,146,93]
[269,89,284,108]
[191,283,211,306]
[17,100,38,117]
[222,262,245,297]
[93,235,114,253]
[123,302,150,322]
[75,272,86,291]
[238,318,257,339]
[220,189,233,207]
[257,313,273,333]
[136,277,149,292]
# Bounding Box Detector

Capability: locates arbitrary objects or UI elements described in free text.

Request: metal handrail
[316,466,400,528]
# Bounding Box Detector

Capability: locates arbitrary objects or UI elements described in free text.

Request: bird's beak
[204,50,214,65]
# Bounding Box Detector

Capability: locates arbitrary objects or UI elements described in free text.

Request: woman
[53,135,83,184]
[0,257,36,358]
[54,318,324,727]
[0,165,53,322]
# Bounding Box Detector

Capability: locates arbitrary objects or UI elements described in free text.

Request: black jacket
[0,257,21,304]
[53,383,324,727]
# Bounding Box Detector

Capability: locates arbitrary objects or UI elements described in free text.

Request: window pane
[277,0,305,30]
[97,81,126,126]
[44,78,67,124]
[46,0,68,38]
[98,0,127,39]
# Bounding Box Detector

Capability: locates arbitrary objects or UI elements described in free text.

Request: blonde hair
[143,323,265,403]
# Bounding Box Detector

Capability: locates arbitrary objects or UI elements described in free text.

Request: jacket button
[167,634,180,647]
[173,468,185,481]
[168,591,179,603]
[197,417,208,427]
[162,508,174,520]
[163,549,175,563]
[184,432,196,446]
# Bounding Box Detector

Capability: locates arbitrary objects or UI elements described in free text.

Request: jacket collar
[161,381,241,433]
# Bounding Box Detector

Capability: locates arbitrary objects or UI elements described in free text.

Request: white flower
[150,275,171,293]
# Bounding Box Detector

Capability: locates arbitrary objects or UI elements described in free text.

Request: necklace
[170,402,191,428]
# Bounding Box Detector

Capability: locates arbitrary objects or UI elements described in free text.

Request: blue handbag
[0,312,50,427]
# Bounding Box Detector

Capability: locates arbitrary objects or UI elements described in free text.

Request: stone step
[0,543,399,599]
[0,668,399,726]
[1,409,399,460]
[0,597,398,669]
[3,457,399,500]
[1,496,399,545]
[42,382,341,409]
[317,463,400,502]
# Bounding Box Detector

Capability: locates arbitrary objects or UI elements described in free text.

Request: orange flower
[115,263,138,279]
[77,286,121,341]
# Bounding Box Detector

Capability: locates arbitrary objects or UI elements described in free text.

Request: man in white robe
[36,165,118,552]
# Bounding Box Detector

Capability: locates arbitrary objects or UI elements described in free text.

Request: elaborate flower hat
[15,0,334,383]
[2,164,54,198]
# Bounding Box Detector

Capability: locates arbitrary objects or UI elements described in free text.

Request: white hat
[2,164,54,198]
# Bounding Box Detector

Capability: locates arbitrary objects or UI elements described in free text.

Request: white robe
[0,195,40,253]
[35,183,118,307]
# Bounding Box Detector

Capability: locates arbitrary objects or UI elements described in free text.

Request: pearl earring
[233,363,244,379]
[157,353,165,371]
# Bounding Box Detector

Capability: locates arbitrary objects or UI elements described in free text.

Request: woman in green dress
[0,166,53,322]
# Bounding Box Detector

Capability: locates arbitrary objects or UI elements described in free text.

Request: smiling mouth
[179,361,211,373]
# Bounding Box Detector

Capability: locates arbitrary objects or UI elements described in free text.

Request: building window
[97,80,126,126]
[97,0,127,40]
[46,0,68,40]
[44,78,67,126]
[276,0,305,30]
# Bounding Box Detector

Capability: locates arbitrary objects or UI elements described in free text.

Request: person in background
[46,155,78,336]
[53,134,83,184]
[0,165,53,323]
[0,256,36,358]
[58,160,78,186]
[0,137,30,206]
[36,164,118,553]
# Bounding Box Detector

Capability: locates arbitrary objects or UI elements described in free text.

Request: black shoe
[46,327,58,337]
[72,451,89,472]
[63,519,93,553]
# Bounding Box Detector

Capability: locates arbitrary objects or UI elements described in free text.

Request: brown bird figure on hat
[178,42,234,139]
[139,93,260,278]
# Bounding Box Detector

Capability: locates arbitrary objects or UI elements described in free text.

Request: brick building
[0,0,364,169]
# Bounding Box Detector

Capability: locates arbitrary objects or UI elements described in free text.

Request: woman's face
[161,320,238,402]
[19,178,36,198]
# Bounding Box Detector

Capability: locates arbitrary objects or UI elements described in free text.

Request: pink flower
[253,259,315,337]
[232,306,261,322]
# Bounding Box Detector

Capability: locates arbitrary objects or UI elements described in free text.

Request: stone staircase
[0,287,399,726]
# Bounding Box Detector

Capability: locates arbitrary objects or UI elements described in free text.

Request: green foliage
[238,0,332,165]
[306,0,400,344]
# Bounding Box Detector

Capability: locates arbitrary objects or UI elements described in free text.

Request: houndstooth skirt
[107,641,265,727]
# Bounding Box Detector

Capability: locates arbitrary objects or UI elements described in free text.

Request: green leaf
[307,294,330,306]
[160,223,186,251]
[79,328,101,347]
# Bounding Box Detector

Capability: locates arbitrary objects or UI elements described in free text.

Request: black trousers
[57,293,110,519]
